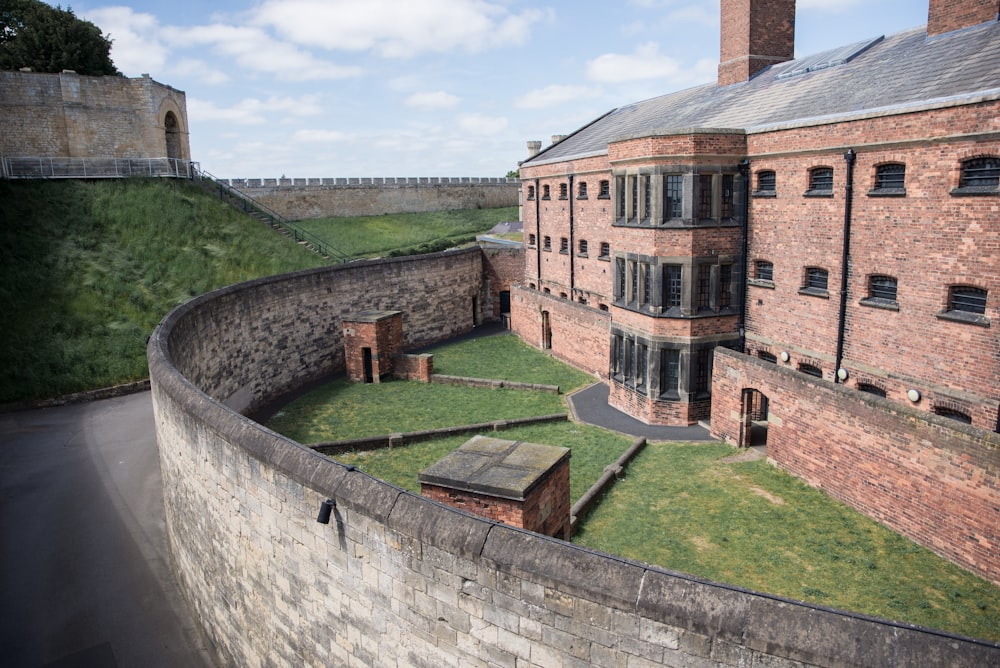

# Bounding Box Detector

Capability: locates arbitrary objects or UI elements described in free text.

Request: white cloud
[292,129,349,143]
[404,91,462,111]
[514,84,602,110]
[586,42,684,83]
[456,113,508,135]
[170,59,229,86]
[165,24,363,81]
[82,7,168,75]
[252,0,547,57]
[188,95,325,125]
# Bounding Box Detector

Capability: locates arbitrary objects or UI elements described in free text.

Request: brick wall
[0,70,190,160]
[510,285,611,380]
[147,253,1000,667]
[481,246,524,319]
[711,348,1000,587]
[745,102,1000,426]
[230,179,518,219]
[928,0,1000,36]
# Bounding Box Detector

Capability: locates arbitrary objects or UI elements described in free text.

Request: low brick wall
[147,253,1000,667]
[711,348,1000,588]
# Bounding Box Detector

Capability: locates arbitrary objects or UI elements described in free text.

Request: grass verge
[572,442,1000,642]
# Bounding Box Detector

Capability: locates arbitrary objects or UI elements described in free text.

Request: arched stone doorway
[739,388,769,448]
[164,111,180,160]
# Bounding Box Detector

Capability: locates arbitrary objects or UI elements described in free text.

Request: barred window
[858,383,887,397]
[799,363,822,378]
[599,242,610,258]
[578,181,588,199]
[527,233,536,246]
[527,185,535,200]
[697,264,712,310]
[721,174,734,218]
[934,407,972,424]
[758,351,777,363]
[559,237,568,254]
[578,239,588,255]
[720,264,733,308]
[804,267,829,291]
[631,176,639,219]
[615,258,626,299]
[660,348,680,398]
[664,175,683,219]
[598,179,610,198]
[558,183,568,199]
[874,163,905,190]
[664,264,682,308]
[756,170,776,192]
[636,343,648,394]
[541,184,551,200]
[695,348,713,395]
[755,260,774,282]
[868,275,898,302]
[698,174,713,218]
[808,167,834,192]
[542,235,551,251]
[959,157,1000,188]
[616,176,626,218]
[643,176,651,221]
[949,286,987,314]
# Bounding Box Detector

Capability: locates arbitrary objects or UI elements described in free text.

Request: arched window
[164,111,181,160]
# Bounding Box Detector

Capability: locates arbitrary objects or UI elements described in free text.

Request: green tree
[0,0,119,75]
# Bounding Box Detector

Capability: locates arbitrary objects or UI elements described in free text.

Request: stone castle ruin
[0,69,192,178]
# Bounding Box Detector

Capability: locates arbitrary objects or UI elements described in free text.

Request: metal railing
[1,156,198,179]
[196,169,352,263]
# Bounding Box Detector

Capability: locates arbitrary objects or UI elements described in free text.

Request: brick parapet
[147,252,1000,667]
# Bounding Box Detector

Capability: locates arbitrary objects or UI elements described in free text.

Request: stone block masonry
[149,249,1000,667]
[227,176,519,220]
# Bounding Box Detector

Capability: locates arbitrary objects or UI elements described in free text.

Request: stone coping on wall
[222,176,520,188]
[147,255,1000,667]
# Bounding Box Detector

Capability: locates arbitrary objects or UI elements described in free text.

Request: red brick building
[515,0,1000,433]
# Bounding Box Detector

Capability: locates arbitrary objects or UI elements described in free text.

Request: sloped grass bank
[0,179,327,403]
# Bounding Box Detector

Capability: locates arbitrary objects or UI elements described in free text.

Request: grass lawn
[334,421,633,503]
[295,207,517,259]
[266,332,1000,642]
[572,442,1000,642]
[267,378,567,443]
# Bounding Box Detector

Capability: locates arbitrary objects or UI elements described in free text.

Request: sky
[63,0,932,179]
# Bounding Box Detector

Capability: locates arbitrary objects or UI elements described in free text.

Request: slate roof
[525,21,1000,166]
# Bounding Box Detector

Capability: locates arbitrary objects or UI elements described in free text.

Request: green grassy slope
[0,178,329,402]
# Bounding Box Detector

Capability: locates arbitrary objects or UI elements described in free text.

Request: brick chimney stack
[927,0,999,36]
[718,0,795,87]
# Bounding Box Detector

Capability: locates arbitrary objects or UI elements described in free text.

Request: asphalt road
[0,392,215,668]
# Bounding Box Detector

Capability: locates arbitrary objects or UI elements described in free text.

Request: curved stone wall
[149,251,1000,667]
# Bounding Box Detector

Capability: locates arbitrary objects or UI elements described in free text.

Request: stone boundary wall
[227,177,519,220]
[710,348,1000,588]
[148,251,1000,666]
[430,374,560,394]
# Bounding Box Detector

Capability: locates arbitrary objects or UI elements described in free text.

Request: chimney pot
[527,140,542,158]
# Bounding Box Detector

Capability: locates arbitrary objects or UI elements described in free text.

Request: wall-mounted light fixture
[316,498,336,524]
[780,351,790,362]
[837,368,849,381]
[907,389,921,403]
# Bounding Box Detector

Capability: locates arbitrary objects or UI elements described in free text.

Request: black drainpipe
[834,148,856,383]
[534,178,542,285]
[737,159,750,353]
[568,174,575,297]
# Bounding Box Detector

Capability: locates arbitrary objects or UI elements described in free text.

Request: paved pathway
[0,392,214,668]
